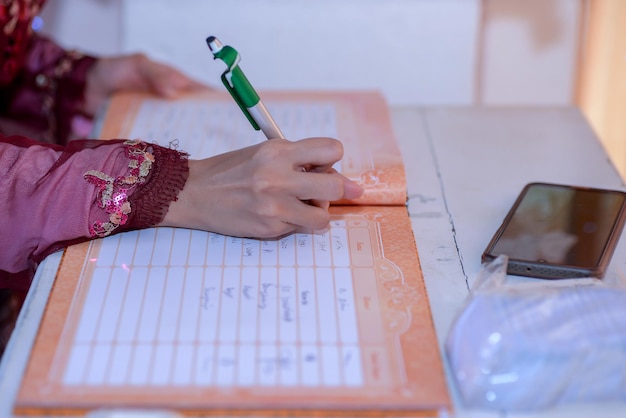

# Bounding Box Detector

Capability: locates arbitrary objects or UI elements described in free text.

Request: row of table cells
[95,221,357,268]
[64,342,363,388]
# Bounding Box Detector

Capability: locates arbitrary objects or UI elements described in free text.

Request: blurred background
[39,0,625,180]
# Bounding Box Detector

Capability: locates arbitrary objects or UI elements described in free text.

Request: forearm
[0,136,188,274]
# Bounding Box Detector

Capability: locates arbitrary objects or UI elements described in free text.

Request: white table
[2,106,625,418]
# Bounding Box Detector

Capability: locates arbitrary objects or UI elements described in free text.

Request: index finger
[290,137,344,169]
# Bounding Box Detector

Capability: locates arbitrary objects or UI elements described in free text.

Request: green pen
[206,36,285,139]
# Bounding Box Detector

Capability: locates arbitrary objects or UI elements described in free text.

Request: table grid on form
[56,218,392,390]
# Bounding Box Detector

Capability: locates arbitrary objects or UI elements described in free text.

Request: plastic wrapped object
[445,255,626,411]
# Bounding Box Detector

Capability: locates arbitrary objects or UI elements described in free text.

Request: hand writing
[160,137,363,238]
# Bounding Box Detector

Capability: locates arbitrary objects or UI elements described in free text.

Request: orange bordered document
[14,91,451,417]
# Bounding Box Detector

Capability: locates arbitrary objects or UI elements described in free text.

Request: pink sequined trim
[83,141,155,237]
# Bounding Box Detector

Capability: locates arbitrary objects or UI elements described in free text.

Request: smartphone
[482,182,626,279]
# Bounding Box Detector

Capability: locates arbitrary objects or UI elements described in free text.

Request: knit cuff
[124,143,190,230]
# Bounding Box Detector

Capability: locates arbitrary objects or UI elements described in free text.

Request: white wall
[39,0,122,55]
[479,0,582,105]
[38,0,582,107]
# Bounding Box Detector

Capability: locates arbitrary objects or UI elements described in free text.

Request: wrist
[83,54,147,116]
[131,144,190,229]
[159,159,205,229]
[83,59,110,116]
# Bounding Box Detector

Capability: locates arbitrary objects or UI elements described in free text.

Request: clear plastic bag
[445,255,626,411]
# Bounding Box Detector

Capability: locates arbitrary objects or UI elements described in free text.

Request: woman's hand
[160,137,363,238]
[83,53,207,116]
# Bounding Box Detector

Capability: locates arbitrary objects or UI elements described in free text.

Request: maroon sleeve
[0,33,97,145]
[0,135,189,288]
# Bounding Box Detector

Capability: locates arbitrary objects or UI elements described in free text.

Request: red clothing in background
[0,1,189,289]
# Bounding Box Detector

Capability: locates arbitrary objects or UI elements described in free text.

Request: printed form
[16,92,449,414]
[50,98,403,402]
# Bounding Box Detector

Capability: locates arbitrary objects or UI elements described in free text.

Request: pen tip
[206,36,223,53]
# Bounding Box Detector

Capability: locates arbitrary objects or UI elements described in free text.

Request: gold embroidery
[83,141,155,238]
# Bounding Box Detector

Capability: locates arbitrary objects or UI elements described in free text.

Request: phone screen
[483,183,626,278]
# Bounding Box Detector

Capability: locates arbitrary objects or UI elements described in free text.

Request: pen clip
[220,71,260,131]
[208,40,260,131]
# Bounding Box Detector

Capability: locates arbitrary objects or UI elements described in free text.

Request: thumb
[342,176,364,199]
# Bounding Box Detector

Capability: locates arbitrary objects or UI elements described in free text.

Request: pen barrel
[249,102,285,139]
[229,67,260,108]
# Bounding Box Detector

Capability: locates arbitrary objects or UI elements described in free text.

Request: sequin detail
[83,141,155,237]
